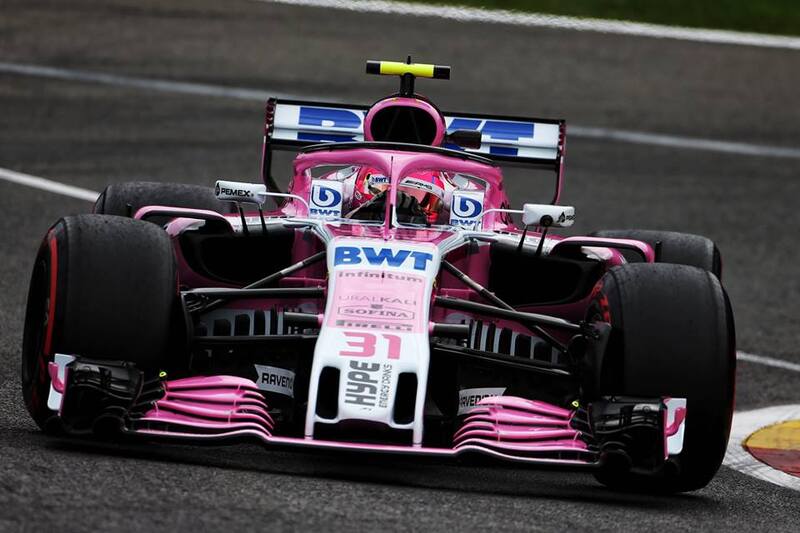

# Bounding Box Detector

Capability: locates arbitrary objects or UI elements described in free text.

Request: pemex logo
[214,183,220,196]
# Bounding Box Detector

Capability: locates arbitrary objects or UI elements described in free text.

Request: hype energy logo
[309,179,344,219]
[450,190,484,229]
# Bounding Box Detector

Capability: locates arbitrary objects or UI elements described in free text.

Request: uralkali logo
[254,364,295,398]
[458,387,506,415]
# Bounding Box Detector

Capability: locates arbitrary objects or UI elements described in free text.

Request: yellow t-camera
[366,60,450,80]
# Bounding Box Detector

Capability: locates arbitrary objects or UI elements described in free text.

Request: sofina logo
[450,191,484,229]
[309,179,344,219]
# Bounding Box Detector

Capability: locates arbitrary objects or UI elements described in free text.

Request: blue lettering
[299,107,362,129]
[310,208,339,216]
[447,118,482,132]
[334,246,360,265]
[409,251,434,271]
[297,106,363,143]
[445,118,534,152]
[481,120,534,142]
[363,248,411,268]
[298,132,358,143]
[489,145,519,156]
[444,118,482,151]
[332,247,434,271]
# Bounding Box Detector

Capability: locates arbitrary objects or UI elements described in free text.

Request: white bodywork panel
[304,237,440,445]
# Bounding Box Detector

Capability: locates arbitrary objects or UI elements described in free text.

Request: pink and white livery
[21,59,735,493]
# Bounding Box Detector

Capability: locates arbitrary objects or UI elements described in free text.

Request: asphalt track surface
[1,1,799,530]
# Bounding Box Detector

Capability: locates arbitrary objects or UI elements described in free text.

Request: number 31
[339,331,401,359]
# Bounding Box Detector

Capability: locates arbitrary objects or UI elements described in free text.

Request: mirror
[522,204,575,227]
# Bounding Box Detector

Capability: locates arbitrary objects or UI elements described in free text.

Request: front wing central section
[304,237,441,444]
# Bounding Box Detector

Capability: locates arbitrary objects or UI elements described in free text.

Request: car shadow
[46,433,719,510]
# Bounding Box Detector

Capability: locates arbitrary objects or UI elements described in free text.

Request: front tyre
[93,181,234,219]
[21,215,179,431]
[588,263,735,492]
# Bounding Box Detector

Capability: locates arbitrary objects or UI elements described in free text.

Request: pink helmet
[351,167,392,208]
[351,167,447,224]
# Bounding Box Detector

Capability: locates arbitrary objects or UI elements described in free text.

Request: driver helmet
[351,167,447,224]
[351,166,392,208]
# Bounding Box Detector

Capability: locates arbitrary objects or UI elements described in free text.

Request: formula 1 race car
[21,60,735,493]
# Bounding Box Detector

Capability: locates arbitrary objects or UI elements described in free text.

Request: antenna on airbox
[365,57,451,96]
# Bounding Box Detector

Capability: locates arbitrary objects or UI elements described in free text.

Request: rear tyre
[588,263,735,493]
[21,215,178,431]
[590,229,721,278]
[93,181,234,219]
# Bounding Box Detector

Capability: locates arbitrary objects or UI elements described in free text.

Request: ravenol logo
[309,180,344,219]
[334,246,434,271]
[450,191,484,229]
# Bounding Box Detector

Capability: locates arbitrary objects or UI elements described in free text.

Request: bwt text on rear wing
[260,99,567,204]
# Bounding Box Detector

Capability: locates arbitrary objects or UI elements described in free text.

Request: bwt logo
[445,117,535,156]
[334,246,434,271]
[298,106,364,143]
[452,195,483,218]
[311,185,342,208]
[450,191,484,228]
[310,181,343,218]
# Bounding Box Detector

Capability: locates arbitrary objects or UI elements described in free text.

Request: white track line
[0,167,99,202]
[568,126,800,160]
[724,404,800,491]
[738,351,800,373]
[2,62,800,161]
[0,62,295,101]
[258,0,800,51]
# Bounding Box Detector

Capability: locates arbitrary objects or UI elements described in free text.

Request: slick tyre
[590,229,722,278]
[21,215,178,431]
[93,181,234,219]
[588,263,735,493]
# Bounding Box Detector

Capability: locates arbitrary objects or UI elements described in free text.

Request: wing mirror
[215,180,310,209]
[522,204,575,228]
[215,180,310,236]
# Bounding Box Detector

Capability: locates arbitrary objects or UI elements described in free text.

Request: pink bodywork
[122,145,660,465]
[364,97,446,146]
[134,376,593,466]
[286,147,513,231]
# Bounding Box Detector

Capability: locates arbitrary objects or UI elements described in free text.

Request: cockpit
[294,144,500,230]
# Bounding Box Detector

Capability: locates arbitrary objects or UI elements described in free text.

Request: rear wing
[261,99,566,202]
